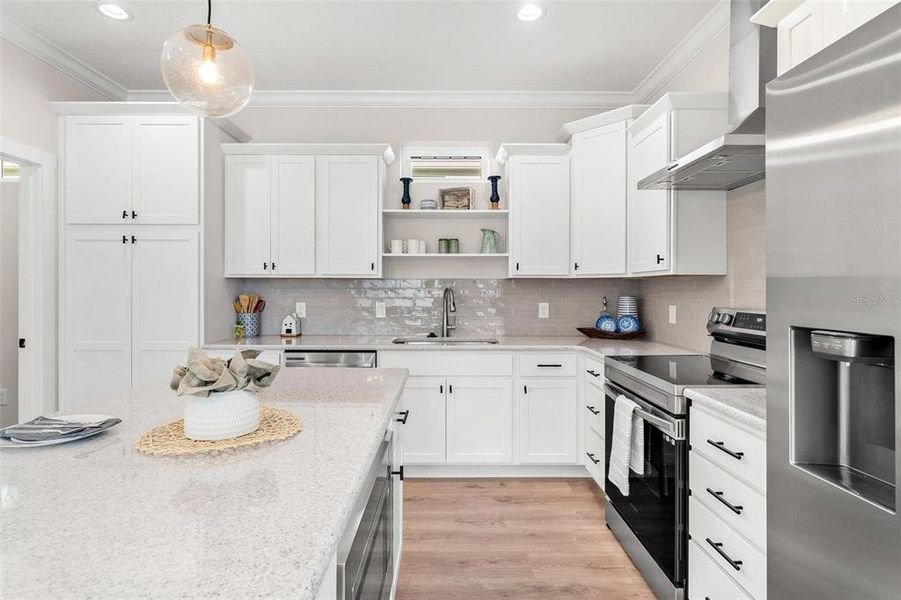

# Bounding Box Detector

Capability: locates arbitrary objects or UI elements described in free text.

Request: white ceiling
[1,0,719,93]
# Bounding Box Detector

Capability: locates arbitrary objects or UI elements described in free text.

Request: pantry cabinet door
[519,379,578,464]
[628,112,671,275]
[510,155,571,276]
[316,156,379,276]
[65,116,133,224]
[571,123,628,276]
[133,116,199,224]
[446,377,513,463]
[131,229,200,387]
[270,155,316,276]
[64,229,132,410]
[225,155,272,276]
[398,377,447,464]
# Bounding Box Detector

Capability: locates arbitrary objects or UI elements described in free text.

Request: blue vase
[595,296,617,332]
[400,177,413,209]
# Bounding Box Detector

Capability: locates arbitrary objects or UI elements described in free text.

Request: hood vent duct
[638,0,776,191]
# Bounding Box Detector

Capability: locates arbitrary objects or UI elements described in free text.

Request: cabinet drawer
[379,351,513,377]
[691,406,766,491]
[690,498,766,599]
[585,356,604,380]
[584,423,605,489]
[690,451,766,551]
[518,353,577,377]
[688,539,752,600]
[584,383,605,436]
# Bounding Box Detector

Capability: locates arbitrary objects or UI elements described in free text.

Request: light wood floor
[395,478,655,599]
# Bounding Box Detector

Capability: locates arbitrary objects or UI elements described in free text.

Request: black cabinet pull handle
[396,410,409,424]
[131,235,137,244]
[515,262,520,271]
[391,466,404,481]
[537,363,562,368]
[122,235,128,244]
[706,488,743,515]
[371,262,375,271]
[131,210,137,219]
[586,405,600,415]
[656,254,665,264]
[586,452,600,465]
[586,369,601,377]
[121,210,128,219]
[263,262,268,270]
[707,439,744,460]
[523,385,528,394]
[448,384,453,394]
[439,384,443,394]
[574,262,579,270]
[271,262,276,270]
[705,538,742,571]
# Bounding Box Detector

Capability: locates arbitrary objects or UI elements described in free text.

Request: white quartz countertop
[205,335,691,359]
[0,368,408,599]
[685,387,767,433]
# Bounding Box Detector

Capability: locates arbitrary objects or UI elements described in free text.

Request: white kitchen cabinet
[497,145,571,277]
[519,379,578,464]
[446,377,513,463]
[131,230,199,386]
[64,229,133,408]
[398,376,446,464]
[64,115,199,225]
[570,122,628,276]
[316,155,380,277]
[225,155,316,277]
[627,93,728,276]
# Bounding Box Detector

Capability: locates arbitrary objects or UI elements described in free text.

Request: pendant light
[161,0,253,118]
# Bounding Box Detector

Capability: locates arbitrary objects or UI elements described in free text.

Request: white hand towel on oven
[607,394,646,496]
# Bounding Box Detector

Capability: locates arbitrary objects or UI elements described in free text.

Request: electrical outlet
[0,389,7,407]
[668,304,677,324]
[538,302,550,319]
[295,302,306,318]
[375,302,386,319]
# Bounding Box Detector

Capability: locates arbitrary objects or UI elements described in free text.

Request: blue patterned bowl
[616,314,640,333]
[595,315,617,332]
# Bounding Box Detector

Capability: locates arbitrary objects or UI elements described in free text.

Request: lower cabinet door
[519,379,578,464]
[399,376,446,464]
[446,377,513,463]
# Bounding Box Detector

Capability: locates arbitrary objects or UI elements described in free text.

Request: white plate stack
[616,296,639,317]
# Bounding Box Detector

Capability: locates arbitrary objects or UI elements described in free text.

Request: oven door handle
[604,381,684,440]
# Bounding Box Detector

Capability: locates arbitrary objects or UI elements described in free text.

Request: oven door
[604,381,687,588]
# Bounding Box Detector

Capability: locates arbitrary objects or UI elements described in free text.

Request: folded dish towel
[607,394,646,496]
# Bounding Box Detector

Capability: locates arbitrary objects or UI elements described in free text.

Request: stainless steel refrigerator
[767,5,900,598]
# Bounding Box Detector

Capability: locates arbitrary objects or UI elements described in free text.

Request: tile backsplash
[239,278,639,338]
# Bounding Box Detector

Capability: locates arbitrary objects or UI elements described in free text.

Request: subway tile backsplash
[239,278,639,338]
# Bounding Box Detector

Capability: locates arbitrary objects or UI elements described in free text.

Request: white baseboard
[404,465,591,478]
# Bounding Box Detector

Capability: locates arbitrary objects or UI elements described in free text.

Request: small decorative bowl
[183,390,260,441]
[420,199,437,210]
[616,314,641,333]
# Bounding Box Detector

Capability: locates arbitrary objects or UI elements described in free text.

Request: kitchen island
[0,367,408,599]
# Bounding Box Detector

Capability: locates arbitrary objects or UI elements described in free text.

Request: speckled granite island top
[0,368,408,599]
[685,387,767,433]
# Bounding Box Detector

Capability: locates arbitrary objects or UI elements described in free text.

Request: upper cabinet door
[225,155,273,276]
[270,156,316,276]
[628,112,671,275]
[133,116,199,224]
[510,155,571,276]
[131,230,199,386]
[63,228,132,410]
[65,116,133,224]
[571,123,628,276]
[316,156,379,276]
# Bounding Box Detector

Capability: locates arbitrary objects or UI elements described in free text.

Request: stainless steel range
[603,307,766,600]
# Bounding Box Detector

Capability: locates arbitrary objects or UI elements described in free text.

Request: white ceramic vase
[183,390,260,441]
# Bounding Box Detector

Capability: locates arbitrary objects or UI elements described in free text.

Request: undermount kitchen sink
[391,336,499,345]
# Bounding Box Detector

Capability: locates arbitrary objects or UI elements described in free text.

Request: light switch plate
[0,389,7,407]
[375,302,386,319]
[295,302,306,318]
[668,304,677,324]
[538,302,550,319]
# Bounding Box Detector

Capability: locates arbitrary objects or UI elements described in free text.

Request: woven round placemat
[135,405,302,456]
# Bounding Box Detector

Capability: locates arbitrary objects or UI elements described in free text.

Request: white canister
[183,390,261,441]
[405,239,422,254]
[388,239,404,254]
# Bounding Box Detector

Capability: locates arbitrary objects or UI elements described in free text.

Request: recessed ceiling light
[96,2,132,21]
[517,4,545,22]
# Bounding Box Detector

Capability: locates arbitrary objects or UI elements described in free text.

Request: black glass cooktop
[607,354,752,387]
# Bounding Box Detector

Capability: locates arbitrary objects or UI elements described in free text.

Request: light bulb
[198,44,219,84]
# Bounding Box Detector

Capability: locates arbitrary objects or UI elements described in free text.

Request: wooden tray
[577,327,646,340]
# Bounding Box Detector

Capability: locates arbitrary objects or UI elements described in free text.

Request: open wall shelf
[382,209,508,218]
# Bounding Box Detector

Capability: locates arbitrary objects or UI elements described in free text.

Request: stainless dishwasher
[283,350,377,368]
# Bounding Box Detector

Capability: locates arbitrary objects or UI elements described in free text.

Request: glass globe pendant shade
[161,24,253,118]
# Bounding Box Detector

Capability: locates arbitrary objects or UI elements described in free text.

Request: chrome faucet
[441,287,457,337]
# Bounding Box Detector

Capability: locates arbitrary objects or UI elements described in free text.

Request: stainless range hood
[638,0,775,191]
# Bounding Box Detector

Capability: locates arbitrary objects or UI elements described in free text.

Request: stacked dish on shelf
[615,296,641,333]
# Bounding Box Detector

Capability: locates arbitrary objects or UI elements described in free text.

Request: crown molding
[0,14,127,100]
[631,0,730,104]
[127,89,635,109]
